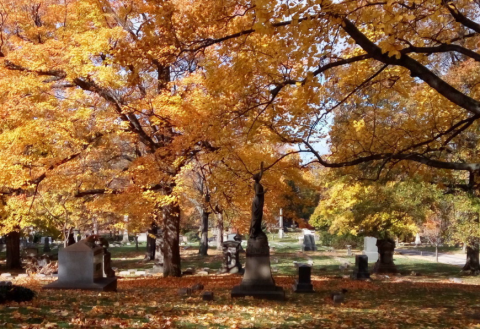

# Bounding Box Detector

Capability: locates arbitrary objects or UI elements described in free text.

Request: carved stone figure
[249,167,265,239]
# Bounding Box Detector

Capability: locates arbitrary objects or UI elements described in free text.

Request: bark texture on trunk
[6,231,22,270]
[146,223,157,261]
[216,211,224,251]
[199,211,209,256]
[163,202,181,277]
[463,246,480,272]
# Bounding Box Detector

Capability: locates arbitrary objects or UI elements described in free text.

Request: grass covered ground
[1,237,480,328]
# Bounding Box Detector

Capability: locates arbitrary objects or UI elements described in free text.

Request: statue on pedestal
[231,162,284,300]
[249,165,266,239]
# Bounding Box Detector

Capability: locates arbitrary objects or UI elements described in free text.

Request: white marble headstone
[362,236,378,262]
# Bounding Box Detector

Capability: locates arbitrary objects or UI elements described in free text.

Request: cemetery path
[397,249,465,267]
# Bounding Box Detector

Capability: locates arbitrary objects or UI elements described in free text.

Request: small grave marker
[293,264,314,293]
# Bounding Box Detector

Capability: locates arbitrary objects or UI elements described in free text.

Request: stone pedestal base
[292,280,314,293]
[278,229,284,239]
[231,234,284,301]
[231,284,285,300]
[373,260,398,274]
[43,277,117,292]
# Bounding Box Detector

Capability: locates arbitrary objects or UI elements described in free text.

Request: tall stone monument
[415,233,421,247]
[278,208,284,239]
[362,236,378,262]
[231,163,285,300]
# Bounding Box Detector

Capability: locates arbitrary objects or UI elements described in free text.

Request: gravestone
[415,233,421,247]
[227,234,237,241]
[293,264,314,293]
[220,241,243,274]
[352,255,370,280]
[346,245,352,256]
[362,236,378,262]
[278,208,284,239]
[373,239,398,274]
[302,230,317,251]
[43,240,117,291]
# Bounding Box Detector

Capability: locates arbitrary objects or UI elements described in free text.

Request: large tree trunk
[199,210,209,256]
[146,223,157,261]
[162,201,181,277]
[463,245,480,272]
[6,231,22,270]
[216,211,224,251]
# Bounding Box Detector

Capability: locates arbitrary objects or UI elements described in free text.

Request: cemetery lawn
[2,244,480,328]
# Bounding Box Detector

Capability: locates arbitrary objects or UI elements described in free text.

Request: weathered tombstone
[346,245,352,256]
[373,239,398,273]
[43,240,117,291]
[219,241,243,274]
[122,215,129,243]
[352,255,370,280]
[231,164,285,300]
[362,236,378,263]
[293,264,314,293]
[302,230,317,251]
[278,208,284,239]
